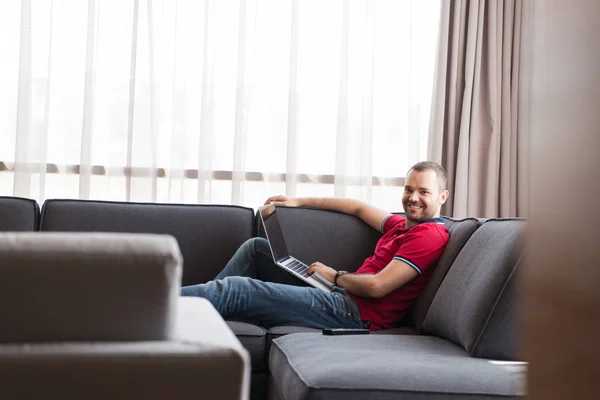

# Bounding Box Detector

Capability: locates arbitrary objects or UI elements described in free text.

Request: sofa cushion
[0,232,181,342]
[0,196,39,231]
[227,321,268,371]
[40,199,254,285]
[268,325,321,339]
[407,217,484,331]
[266,325,417,354]
[471,267,520,360]
[421,219,525,359]
[269,333,526,400]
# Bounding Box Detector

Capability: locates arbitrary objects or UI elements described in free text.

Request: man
[181,161,450,331]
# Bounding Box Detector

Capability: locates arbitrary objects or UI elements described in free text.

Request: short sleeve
[381,214,406,233]
[392,223,448,275]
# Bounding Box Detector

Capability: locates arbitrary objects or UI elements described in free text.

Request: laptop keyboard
[287,259,310,278]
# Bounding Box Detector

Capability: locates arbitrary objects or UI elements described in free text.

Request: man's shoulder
[381,213,406,232]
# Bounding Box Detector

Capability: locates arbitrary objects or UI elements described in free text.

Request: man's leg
[212,237,272,279]
[181,276,365,329]
[210,237,307,286]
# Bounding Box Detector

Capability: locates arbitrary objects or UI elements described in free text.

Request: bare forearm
[336,273,383,298]
[265,195,388,233]
[296,198,367,217]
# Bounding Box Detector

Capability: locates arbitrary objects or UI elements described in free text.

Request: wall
[524,0,600,398]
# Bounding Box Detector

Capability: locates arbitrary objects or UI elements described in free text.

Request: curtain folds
[0,0,441,211]
[428,0,528,218]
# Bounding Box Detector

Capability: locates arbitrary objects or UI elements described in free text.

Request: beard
[404,202,435,224]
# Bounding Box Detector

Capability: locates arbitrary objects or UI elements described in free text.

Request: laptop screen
[259,205,290,262]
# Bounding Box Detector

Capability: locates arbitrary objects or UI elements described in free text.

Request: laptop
[259,204,333,292]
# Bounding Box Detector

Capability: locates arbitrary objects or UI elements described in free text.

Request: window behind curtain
[0,0,442,211]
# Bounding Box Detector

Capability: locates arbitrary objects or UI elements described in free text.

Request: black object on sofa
[1,197,526,399]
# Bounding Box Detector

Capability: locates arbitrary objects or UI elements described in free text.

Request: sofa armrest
[0,232,182,342]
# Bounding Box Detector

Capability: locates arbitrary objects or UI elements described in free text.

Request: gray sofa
[0,229,249,399]
[0,196,527,399]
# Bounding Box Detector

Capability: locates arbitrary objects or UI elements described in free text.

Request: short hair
[407,161,448,192]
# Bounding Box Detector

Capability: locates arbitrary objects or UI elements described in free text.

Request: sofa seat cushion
[269,333,526,400]
[227,321,268,371]
[268,325,320,339]
[268,325,417,343]
[266,326,418,368]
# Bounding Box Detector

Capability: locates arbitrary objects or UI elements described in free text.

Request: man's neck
[405,215,442,229]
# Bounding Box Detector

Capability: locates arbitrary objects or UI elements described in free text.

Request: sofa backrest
[0,196,39,231]
[0,232,181,342]
[40,199,255,286]
[256,208,485,322]
[255,206,381,277]
[407,217,484,331]
[256,208,485,329]
[421,219,525,360]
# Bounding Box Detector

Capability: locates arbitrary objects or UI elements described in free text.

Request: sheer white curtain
[0,0,441,211]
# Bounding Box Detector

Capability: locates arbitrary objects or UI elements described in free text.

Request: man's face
[402,169,448,228]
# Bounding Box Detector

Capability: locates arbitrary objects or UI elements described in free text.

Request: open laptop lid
[259,204,290,263]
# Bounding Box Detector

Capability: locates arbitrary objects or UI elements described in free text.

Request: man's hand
[306,262,337,283]
[264,195,301,207]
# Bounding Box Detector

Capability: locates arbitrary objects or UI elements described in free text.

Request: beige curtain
[428,0,528,218]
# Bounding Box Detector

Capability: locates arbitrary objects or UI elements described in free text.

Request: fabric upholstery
[268,325,321,340]
[408,217,484,331]
[227,321,268,371]
[0,232,181,342]
[0,298,250,400]
[266,325,417,347]
[472,267,521,360]
[251,372,269,400]
[40,199,254,285]
[264,325,417,367]
[0,196,39,231]
[269,333,526,400]
[421,219,526,358]
[266,326,321,357]
[226,321,270,400]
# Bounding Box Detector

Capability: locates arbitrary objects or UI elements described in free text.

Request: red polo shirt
[349,214,449,331]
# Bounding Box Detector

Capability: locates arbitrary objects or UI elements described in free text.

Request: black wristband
[334,270,348,286]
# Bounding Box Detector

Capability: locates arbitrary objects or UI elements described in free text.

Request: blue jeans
[181,237,367,329]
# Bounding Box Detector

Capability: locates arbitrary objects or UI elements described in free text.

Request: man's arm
[307,260,418,298]
[264,195,389,233]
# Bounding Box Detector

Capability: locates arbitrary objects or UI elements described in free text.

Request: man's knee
[180,285,196,297]
[241,237,270,256]
[218,276,258,297]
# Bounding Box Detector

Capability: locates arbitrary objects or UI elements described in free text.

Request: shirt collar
[404,217,446,229]
[424,217,446,225]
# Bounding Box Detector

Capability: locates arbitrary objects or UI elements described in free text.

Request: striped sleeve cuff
[393,256,422,275]
[380,214,392,232]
